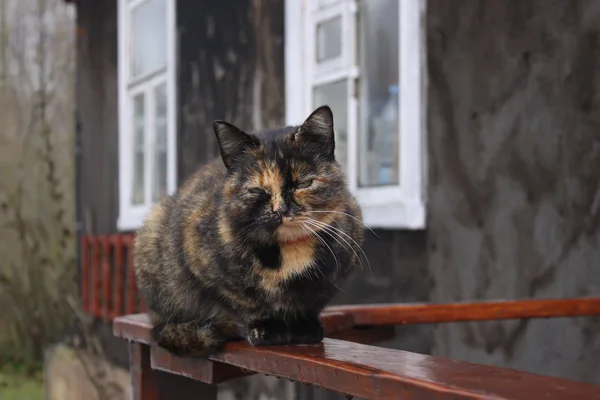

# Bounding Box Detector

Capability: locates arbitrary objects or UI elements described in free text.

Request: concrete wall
[427,0,600,384]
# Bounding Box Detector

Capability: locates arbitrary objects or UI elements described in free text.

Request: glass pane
[317,0,342,8]
[131,0,167,78]
[357,0,399,187]
[152,83,168,202]
[132,94,145,205]
[313,80,348,174]
[316,16,342,62]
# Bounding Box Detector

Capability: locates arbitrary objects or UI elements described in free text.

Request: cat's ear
[213,121,258,169]
[295,105,335,157]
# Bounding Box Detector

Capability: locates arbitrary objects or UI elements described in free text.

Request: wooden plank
[149,326,394,384]
[151,345,254,384]
[114,313,600,400]
[129,342,159,400]
[125,235,136,314]
[211,339,600,400]
[129,342,218,400]
[102,236,112,321]
[327,297,600,325]
[91,238,101,318]
[112,234,124,319]
[81,236,90,312]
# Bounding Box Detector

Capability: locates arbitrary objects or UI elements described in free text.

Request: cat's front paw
[247,319,289,346]
[246,317,324,346]
[289,317,324,345]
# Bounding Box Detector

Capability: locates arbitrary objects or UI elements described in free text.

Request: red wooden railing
[81,233,146,320]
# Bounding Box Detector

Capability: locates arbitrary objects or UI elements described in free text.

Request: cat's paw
[289,317,324,345]
[246,317,324,346]
[247,319,290,346]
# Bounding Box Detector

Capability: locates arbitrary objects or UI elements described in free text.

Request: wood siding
[76,0,119,235]
[75,0,131,369]
[176,0,285,181]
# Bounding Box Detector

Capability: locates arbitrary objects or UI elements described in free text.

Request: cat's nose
[275,202,289,215]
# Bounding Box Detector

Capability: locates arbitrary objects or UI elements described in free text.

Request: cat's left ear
[213,121,259,169]
[295,105,335,158]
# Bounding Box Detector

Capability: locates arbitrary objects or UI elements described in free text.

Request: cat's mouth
[276,217,310,242]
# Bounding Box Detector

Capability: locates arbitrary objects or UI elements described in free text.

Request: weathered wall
[427,0,600,384]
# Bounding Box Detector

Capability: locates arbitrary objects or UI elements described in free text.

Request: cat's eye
[249,187,269,196]
[296,179,314,189]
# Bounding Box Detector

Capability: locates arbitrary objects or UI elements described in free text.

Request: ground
[0,370,44,400]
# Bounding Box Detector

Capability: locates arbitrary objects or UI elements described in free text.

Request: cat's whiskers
[305,218,371,272]
[306,210,379,238]
[299,222,340,271]
[303,219,363,272]
[296,224,328,281]
[303,219,358,267]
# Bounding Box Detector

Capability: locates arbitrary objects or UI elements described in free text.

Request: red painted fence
[81,233,146,320]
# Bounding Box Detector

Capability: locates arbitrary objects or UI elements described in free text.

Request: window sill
[117,207,151,232]
[360,200,425,230]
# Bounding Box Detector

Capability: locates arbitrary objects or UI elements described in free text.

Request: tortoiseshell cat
[134,106,364,356]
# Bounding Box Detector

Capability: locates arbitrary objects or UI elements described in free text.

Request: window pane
[152,83,168,202]
[357,0,399,187]
[131,0,167,78]
[313,80,348,175]
[316,16,342,62]
[132,94,145,205]
[317,0,342,8]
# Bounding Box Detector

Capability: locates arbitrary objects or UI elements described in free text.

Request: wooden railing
[80,233,147,320]
[114,297,600,400]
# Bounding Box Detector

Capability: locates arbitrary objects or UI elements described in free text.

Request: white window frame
[117,0,177,231]
[285,0,427,229]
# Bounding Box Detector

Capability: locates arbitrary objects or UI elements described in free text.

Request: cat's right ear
[213,121,258,169]
[295,105,335,158]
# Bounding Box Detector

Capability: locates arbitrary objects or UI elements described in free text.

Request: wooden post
[130,342,159,400]
[129,342,218,400]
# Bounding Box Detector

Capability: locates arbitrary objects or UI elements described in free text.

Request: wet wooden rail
[114,297,600,400]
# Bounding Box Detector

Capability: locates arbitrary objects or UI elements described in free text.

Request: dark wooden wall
[76,0,119,235]
[176,0,286,181]
[75,0,130,368]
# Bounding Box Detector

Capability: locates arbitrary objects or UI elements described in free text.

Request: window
[285,0,427,229]
[117,0,176,231]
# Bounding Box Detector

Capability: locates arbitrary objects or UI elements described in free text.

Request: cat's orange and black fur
[133,106,364,356]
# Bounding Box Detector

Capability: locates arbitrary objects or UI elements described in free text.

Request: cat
[133,105,364,357]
